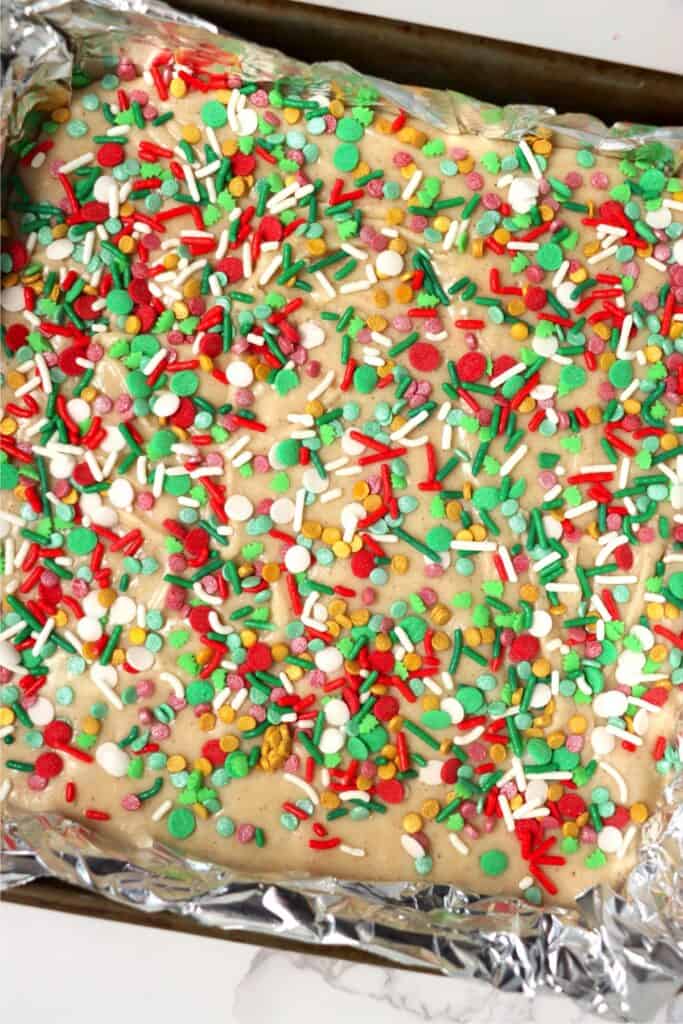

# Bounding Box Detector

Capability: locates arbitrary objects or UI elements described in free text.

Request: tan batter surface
[1,43,682,906]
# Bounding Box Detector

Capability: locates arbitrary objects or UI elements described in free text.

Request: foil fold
[1,1,682,1019]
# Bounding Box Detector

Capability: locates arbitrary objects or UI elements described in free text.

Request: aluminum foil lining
[1,1,683,1019]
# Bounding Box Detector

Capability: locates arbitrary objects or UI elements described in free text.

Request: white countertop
[298,0,683,76]
[2,902,680,1024]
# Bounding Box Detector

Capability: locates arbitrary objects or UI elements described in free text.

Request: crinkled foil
[1,1,683,1019]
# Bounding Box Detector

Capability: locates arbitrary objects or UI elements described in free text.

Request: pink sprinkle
[136,679,155,698]
[467,742,488,763]
[424,563,444,578]
[122,794,141,811]
[237,824,256,843]
[71,581,89,602]
[525,265,544,284]
[53,479,70,498]
[93,396,113,414]
[136,492,154,511]
[86,343,104,362]
[28,773,48,791]
[465,172,484,191]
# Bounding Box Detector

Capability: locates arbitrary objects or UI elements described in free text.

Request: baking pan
[4,0,682,962]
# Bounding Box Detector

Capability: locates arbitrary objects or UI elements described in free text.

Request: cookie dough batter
[1,43,682,906]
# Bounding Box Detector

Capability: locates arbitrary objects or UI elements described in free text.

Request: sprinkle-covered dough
[1,45,683,905]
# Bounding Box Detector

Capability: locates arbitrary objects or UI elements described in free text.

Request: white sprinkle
[293,488,306,532]
[307,369,334,402]
[314,270,336,299]
[443,220,459,251]
[490,361,526,388]
[598,761,628,803]
[552,260,570,288]
[0,622,24,643]
[564,500,598,520]
[588,244,618,265]
[182,163,200,202]
[390,409,429,440]
[497,545,517,582]
[619,824,638,860]
[215,229,229,260]
[340,844,365,857]
[212,688,232,713]
[151,799,173,822]
[498,794,515,832]
[0,778,12,803]
[394,626,414,653]
[616,314,634,358]
[499,444,528,477]
[259,252,283,286]
[594,574,636,585]
[283,772,319,805]
[518,139,542,179]
[159,673,185,699]
[532,550,561,572]
[58,152,94,174]
[606,725,642,746]
[341,243,367,260]
[194,160,221,180]
[267,182,298,209]
[448,833,469,855]
[174,258,207,288]
[224,434,250,461]
[457,725,485,745]
[339,278,372,294]
[450,540,497,552]
[511,756,527,792]
[91,675,123,711]
[513,805,550,821]
[34,353,52,393]
[401,169,423,201]
[32,617,55,657]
